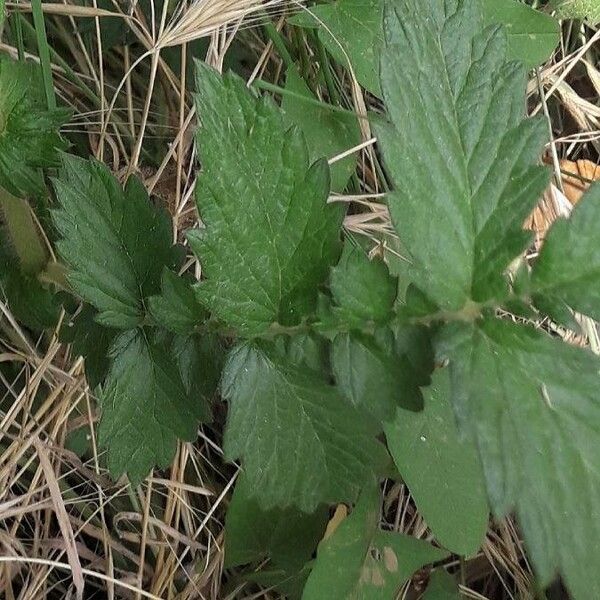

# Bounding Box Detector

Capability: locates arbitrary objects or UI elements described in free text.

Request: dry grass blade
[32,438,85,600]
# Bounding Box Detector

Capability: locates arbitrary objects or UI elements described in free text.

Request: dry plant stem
[33,437,85,600]
[84,390,115,600]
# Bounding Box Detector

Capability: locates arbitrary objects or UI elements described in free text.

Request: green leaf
[148,268,206,334]
[278,332,330,376]
[482,0,559,68]
[332,330,423,422]
[438,317,600,599]
[0,56,68,198]
[531,183,600,322]
[384,368,488,556]
[291,0,384,96]
[61,305,117,388]
[375,0,549,310]
[283,67,360,191]
[171,333,223,421]
[53,156,180,329]
[330,242,397,325]
[190,63,344,336]
[552,0,600,23]
[221,342,388,511]
[99,329,205,482]
[0,238,59,330]
[422,570,460,600]
[0,268,59,331]
[225,474,328,569]
[303,483,448,599]
[242,564,311,600]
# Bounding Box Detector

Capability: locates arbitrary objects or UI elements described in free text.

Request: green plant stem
[314,34,340,104]
[252,78,377,124]
[0,188,47,274]
[30,0,56,109]
[260,11,295,68]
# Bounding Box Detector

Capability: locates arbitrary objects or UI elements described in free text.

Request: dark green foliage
[0,57,68,198]
[10,2,600,598]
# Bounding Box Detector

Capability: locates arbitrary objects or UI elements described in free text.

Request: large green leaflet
[221,342,388,511]
[481,0,560,69]
[531,183,600,322]
[375,0,549,310]
[99,329,206,483]
[439,318,600,599]
[385,368,488,556]
[190,62,344,337]
[303,483,448,599]
[53,156,179,328]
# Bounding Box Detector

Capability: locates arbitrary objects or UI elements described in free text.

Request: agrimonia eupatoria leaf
[375,0,549,310]
[221,342,388,511]
[439,318,600,599]
[0,56,68,198]
[531,183,600,322]
[99,329,206,483]
[385,368,488,556]
[53,156,180,328]
[190,62,344,337]
[303,482,448,599]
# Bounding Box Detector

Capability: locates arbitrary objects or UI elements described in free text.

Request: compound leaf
[531,183,600,322]
[99,329,205,482]
[0,56,68,198]
[53,156,179,329]
[221,342,388,511]
[190,63,344,337]
[303,483,448,599]
[375,0,549,311]
[439,318,600,599]
[384,368,488,556]
[225,473,328,569]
